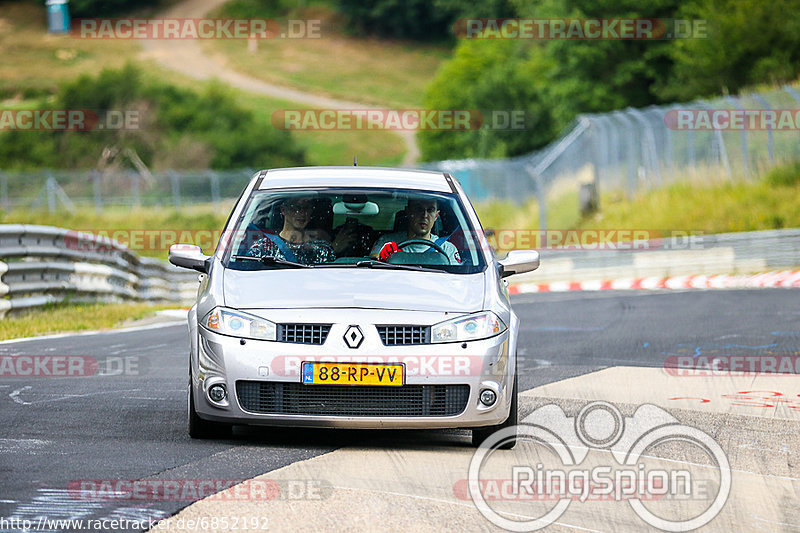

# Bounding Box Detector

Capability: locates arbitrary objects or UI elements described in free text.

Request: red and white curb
[508,270,800,294]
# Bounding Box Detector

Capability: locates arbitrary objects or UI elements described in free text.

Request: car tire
[471,370,518,449]
[188,372,231,439]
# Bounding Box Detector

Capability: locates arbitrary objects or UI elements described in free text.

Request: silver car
[169,167,539,448]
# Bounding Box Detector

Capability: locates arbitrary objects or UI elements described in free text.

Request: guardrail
[511,228,800,284]
[0,225,199,318]
[3,225,797,317]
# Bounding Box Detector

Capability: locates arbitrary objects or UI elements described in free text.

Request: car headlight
[202,307,276,341]
[431,311,506,343]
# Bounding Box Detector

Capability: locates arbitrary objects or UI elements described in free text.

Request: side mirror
[498,250,539,278]
[169,244,210,273]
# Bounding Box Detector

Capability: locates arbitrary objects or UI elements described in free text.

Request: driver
[247,197,336,264]
[370,198,460,264]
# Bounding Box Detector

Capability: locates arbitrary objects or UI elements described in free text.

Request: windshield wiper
[232,254,311,268]
[350,259,444,273]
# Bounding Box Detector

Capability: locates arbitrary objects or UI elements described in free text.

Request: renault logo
[343,325,364,349]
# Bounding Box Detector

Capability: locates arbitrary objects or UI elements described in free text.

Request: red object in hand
[378,241,398,261]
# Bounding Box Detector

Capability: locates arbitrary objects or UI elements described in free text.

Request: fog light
[480,389,497,406]
[208,384,227,402]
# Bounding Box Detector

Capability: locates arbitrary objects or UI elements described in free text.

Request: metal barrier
[0,225,198,318]
[512,228,800,284]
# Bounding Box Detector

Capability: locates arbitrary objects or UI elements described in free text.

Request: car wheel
[471,371,518,449]
[188,371,231,439]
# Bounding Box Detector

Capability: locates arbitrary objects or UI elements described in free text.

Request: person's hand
[378,241,398,261]
[332,226,357,254]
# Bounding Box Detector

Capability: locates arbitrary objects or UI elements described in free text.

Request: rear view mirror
[333,201,379,215]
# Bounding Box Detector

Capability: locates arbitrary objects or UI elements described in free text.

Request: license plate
[302,362,404,386]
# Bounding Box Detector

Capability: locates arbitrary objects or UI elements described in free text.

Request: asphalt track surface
[0,289,798,531]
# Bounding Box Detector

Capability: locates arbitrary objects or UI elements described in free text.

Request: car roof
[254,166,454,193]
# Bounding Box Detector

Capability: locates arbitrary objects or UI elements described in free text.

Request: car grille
[277,324,331,345]
[377,325,429,345]
[236,381,470,417]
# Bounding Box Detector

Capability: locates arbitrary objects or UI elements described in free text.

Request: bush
[764,161,800,187]
[58,0,161,17]
[216,0,316,19]
[0,64,306,170]
[335,0,514,41]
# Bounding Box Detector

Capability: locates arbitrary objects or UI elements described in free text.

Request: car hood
[223,268,486,312]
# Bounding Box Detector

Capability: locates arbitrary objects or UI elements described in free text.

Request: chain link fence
[0,169,255,212]
[1,85,799,227]
[425,84,800,228]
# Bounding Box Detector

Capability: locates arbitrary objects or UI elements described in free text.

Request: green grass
[583,179,800,233]
[474,189,580,233]
[206,2,449,108]
[0,1,407,166]
[0,3,139,99]
[473,163,800,250]
[0,301,173,340]
[231,92,406,166]
[764,160,800,187]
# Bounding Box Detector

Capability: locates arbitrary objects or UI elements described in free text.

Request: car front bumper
[191,309,515,429]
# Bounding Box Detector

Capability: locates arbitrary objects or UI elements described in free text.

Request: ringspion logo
[466,402,730,531]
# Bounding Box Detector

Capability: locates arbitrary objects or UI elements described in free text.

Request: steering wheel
[396,238,449,259]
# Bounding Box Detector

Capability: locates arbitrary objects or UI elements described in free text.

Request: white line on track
[8,388,144,405]
[8,386,31,405]
[751,515,800,528]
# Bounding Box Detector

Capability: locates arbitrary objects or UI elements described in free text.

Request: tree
[657,0,800,100]
[419,0,684,160]
[335,0,515,41]
[418,40,557,160]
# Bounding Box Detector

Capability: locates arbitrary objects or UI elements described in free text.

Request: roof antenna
[353,156,357,166]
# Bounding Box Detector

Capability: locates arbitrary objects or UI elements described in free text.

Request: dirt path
[139,0,419,165]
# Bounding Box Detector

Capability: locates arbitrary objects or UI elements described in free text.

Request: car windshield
[223,188,487,274]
